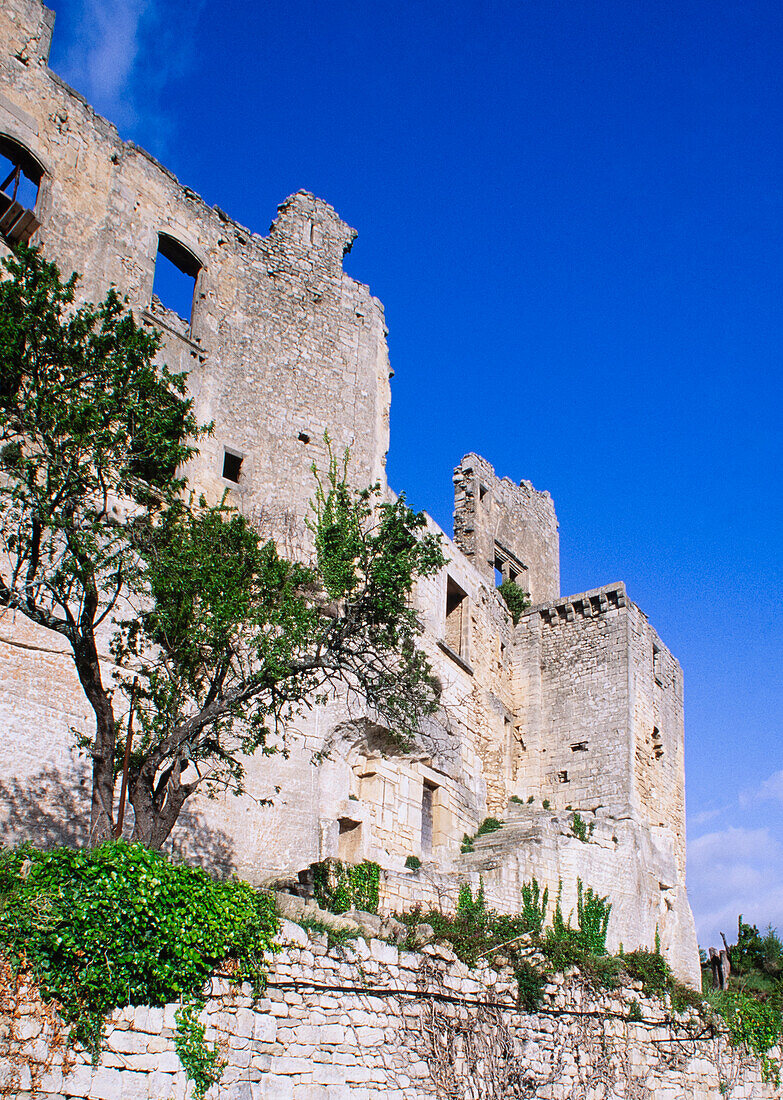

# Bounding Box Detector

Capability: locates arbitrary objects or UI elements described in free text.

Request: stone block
[251,1077,294,1100]
[254,1015,277,1042]
[86,1066,123,1099]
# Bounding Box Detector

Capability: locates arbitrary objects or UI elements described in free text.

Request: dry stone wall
[1,921,779,1100]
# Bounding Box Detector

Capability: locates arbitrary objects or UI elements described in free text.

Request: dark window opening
[494,543,528,590]
[222,450,243,483]
[557,770,569,783]
[298,432,311,444]
[338,819,362,861]
[652,726,664,760]
[445,577,468,658]
[571,742,588,753]
[0,135,43,244]
[653,643,662,685]
[152,233,201,324]
[421,782,435,856]
[478,483,488,504]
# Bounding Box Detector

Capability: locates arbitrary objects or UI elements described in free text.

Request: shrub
[475,817,503,837]
[542,799,550,809]
[297,916,359,949]
[709,990,782,1084]
[312,859,380,914]
[497,579,530,625]
[571,812,594,843]
[460,834,475,853]
[405,855,422,872]
[622,949,670,994]
[0,843,279,1055]
[514,957,545,1012]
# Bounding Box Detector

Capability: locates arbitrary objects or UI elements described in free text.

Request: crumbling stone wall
[1,921,779,1100]
[453,454,559,604]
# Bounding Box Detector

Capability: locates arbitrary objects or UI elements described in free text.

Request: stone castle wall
[0,0,700,987]
[1,920,779,1100]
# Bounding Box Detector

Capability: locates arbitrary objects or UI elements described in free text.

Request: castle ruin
[0,0,700,988]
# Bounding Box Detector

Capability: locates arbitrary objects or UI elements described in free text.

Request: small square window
[222,450,243,483]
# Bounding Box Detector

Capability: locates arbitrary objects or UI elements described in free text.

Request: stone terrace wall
[2,921,779,1100]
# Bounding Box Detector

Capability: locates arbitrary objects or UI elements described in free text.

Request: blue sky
[48,0,782,948]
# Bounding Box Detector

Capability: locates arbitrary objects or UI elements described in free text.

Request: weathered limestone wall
[452,454,559,604]
[511,584,633,816]
[2,922,778,1100]
[628,604,687,878]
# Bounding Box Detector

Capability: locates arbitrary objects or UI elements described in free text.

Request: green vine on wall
[174,1001,223,1100]
[312,859,380,914]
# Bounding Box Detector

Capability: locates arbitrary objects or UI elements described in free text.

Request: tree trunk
[128,760,193,850]
[73,639,117,846]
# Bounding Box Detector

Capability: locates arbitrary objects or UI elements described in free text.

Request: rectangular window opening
[494,543,528,592]
[444,577,468,658]
[421,782,435,856]
[652,726,664,760]
[152,233,201,325]
[571,741,588,753]
[222,450,243,484]
[338,819,362,862]
[653,643,663,685]
[557,770,570,783]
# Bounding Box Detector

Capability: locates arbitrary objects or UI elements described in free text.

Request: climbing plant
[311,859,381,914]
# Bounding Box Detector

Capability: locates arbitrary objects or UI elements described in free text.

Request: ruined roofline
[456,451,556,508]
[18,5,363,275]
[520,581,628,622]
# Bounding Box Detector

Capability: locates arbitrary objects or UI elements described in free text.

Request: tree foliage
[0,247,445,847]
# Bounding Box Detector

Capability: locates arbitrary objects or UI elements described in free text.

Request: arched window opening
[152,232,202,325]
[0,135,43,244]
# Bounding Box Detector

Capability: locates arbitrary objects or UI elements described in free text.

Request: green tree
[0,247,445,848]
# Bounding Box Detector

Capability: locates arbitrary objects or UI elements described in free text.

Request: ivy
[311,859,380,915]
[174,1001,223,1100]
[520,879,549,937]
[709,991,782,1085]
[0,843,279,1058]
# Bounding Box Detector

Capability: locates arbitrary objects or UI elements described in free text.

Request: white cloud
[60,0,153,128]
[56,0,204,142]
[758,770,783,804]
[688,804,730,827]
[738,768,783,810]
[687,826,783,948]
